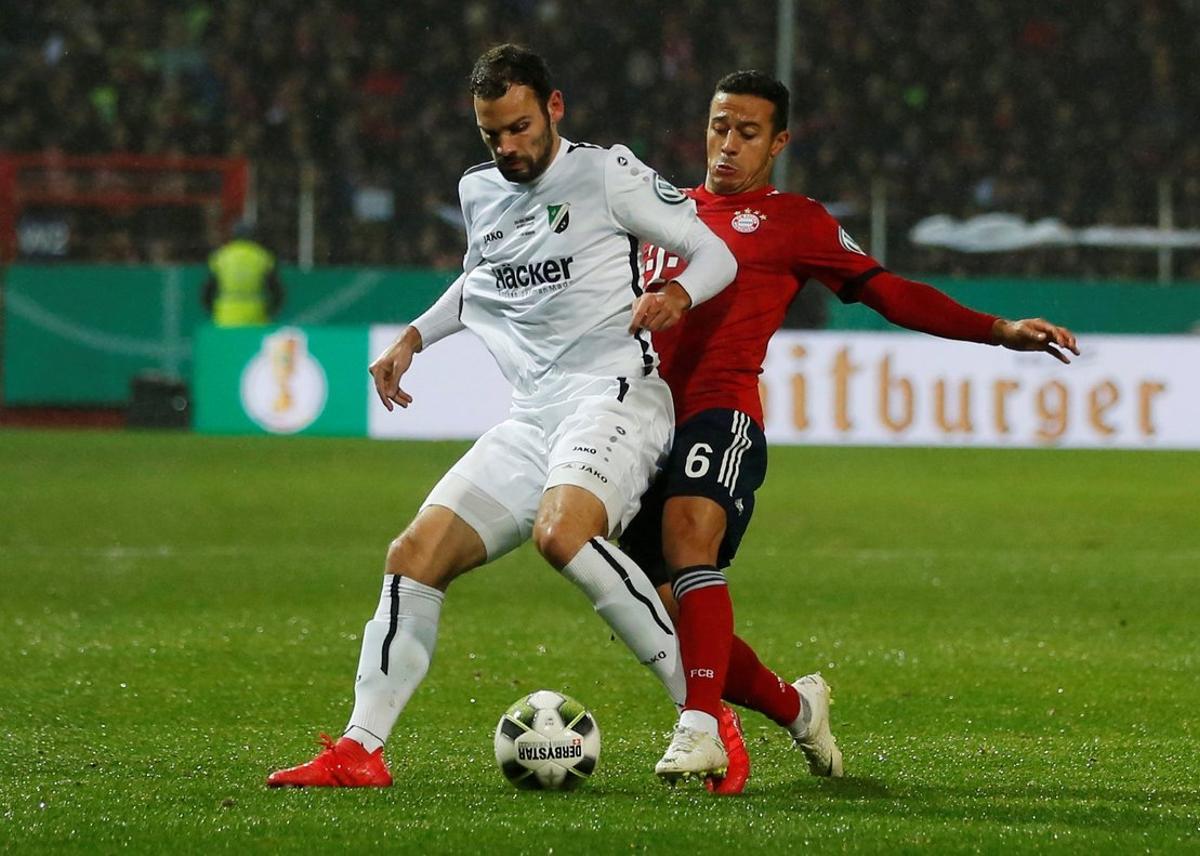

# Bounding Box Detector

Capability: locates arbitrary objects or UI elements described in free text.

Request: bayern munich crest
[731,208,766,234]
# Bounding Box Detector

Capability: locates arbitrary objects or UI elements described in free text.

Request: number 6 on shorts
[684,443,713,478]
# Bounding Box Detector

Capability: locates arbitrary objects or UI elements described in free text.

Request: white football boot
[655,724,728,783]
[789,673,844,777]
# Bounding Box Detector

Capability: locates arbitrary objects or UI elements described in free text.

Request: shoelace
[667,725,703,752]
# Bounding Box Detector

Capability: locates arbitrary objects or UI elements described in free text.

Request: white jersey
[457,138,733,395]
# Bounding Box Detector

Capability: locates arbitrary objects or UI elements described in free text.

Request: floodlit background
[3,1,1199,433]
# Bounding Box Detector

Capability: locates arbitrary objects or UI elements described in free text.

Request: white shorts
[421,374,673,561]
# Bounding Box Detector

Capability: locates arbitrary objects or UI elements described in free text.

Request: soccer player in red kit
[622,70,1078,790]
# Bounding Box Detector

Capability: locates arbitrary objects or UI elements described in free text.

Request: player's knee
[385,524,469,588]
[386,529,431,574]
[662,500,724,570]
[532,519,588,570]
[663,525,722,570]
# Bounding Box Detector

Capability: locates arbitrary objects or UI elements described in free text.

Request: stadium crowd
[1,0,1197,278]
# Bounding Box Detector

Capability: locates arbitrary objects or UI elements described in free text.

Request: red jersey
[643,185,880,427]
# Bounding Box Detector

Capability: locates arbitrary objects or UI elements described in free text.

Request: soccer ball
[493,689,601,790]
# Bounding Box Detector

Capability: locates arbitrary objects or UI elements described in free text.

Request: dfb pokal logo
[240,328,328,434]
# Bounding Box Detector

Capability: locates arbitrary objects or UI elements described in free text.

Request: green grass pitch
[2,430,1198,853]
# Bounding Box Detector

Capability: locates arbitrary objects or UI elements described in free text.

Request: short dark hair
[469,44,553,103]
[714,70,790,135]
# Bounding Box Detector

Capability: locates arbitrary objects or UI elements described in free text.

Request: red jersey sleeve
[792,200,998,344]
[858,272,998,344]
[789,201,883,301]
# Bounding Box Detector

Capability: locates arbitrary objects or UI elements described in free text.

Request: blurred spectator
[202,222,283,326]
[1,0,1197,278]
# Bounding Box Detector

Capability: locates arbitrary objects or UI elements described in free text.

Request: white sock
[344,575,443,752]
[561,538,686,708]
[679,709,720,739]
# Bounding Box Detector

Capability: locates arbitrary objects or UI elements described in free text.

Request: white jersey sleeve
[603,146,736,306]
[410,273,466,349]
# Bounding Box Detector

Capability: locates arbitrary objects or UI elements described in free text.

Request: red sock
[672,565,733,719]
[724,635,801,727]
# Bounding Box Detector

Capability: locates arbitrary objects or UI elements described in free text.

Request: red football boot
[267,734,393,788]
[706,704,750,795]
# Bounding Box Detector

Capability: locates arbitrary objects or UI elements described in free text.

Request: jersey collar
[690,183,778,206]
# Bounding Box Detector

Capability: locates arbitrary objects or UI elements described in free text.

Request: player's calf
[561,537,687,706]
[672,563,733,719]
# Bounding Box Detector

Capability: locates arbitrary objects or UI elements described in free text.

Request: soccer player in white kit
[268,44,737,787]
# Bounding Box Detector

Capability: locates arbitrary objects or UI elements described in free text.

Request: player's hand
[630,281,692,333]
[368,327,423,411]
[992,318,1080,364]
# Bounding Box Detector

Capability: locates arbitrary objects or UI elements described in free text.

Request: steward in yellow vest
[202,230,283,326]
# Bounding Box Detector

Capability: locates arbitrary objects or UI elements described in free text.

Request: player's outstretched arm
[856,273,1081,363]
[991,317,1080,364]
[369,326,422,411]
[370,273,469,410]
